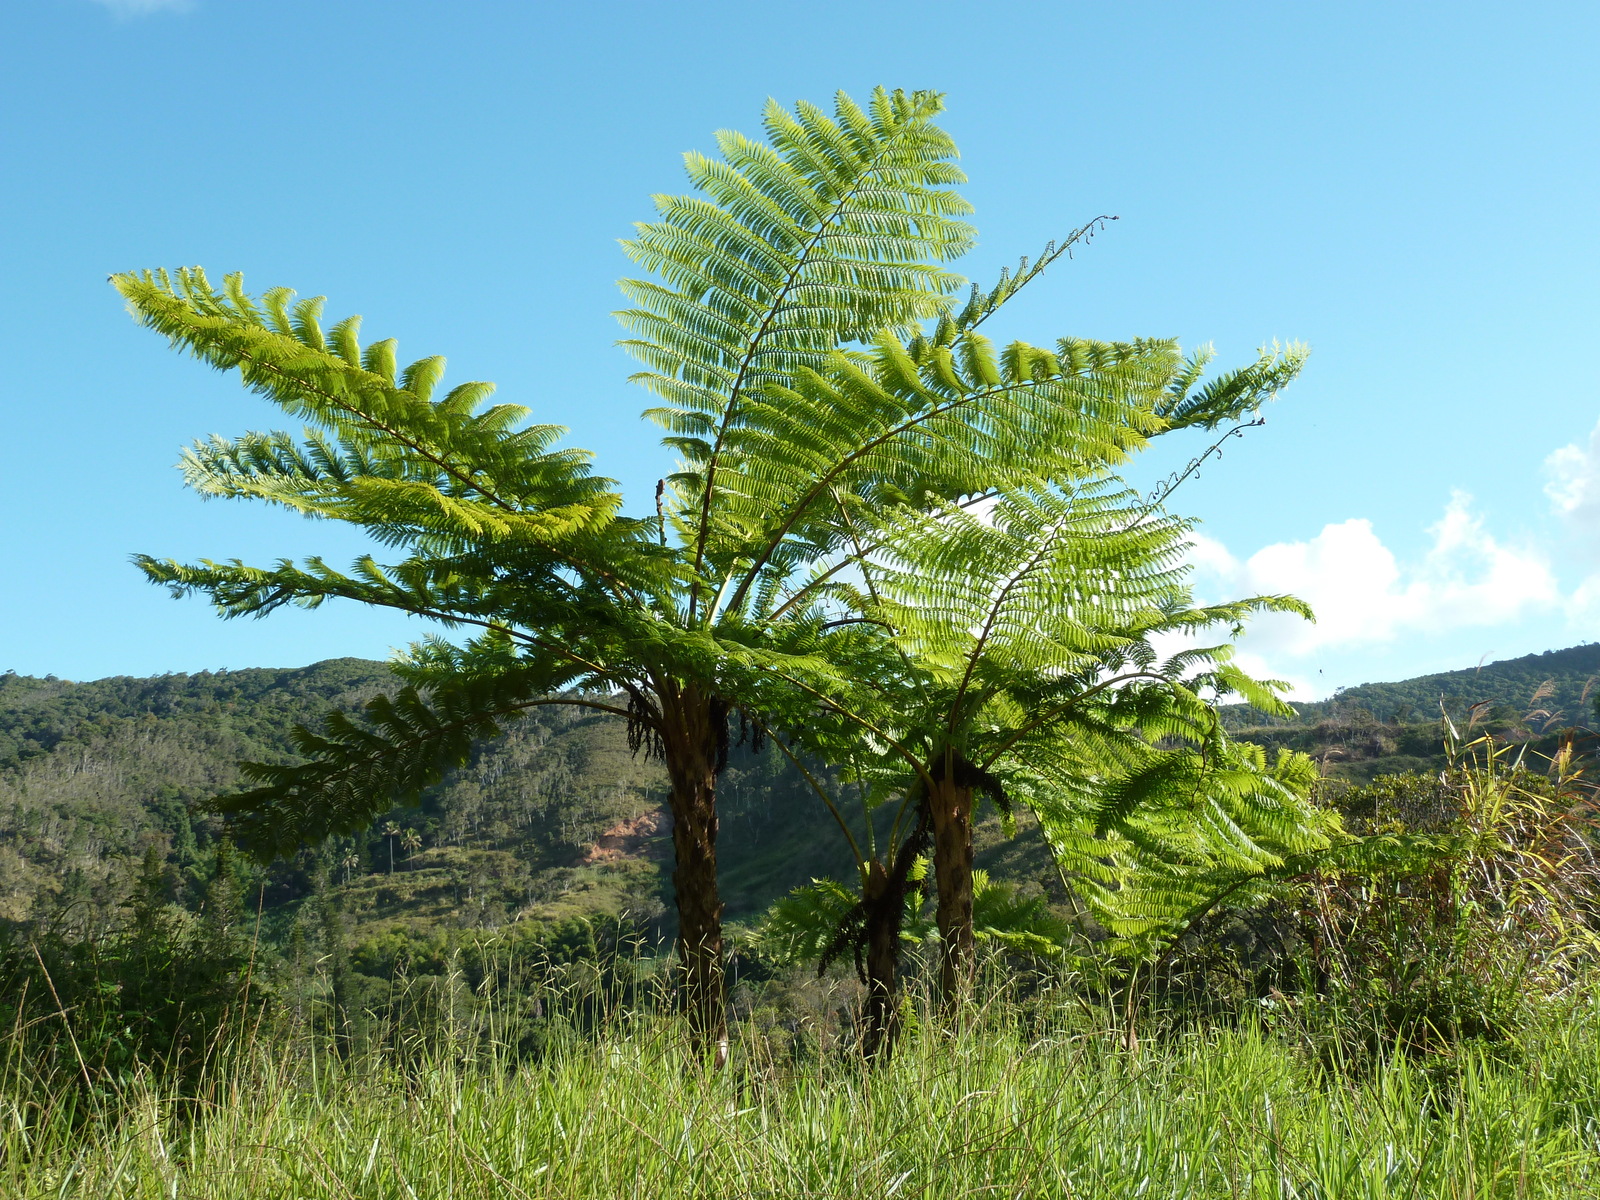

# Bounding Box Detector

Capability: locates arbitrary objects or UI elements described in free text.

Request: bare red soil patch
[582,807,669,864]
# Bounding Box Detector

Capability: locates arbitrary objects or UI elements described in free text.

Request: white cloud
[1545,443,1590,514]
[89,0,194,16]
[1545,417,1600,632]
[1545,418,1600,551]
[1566,575,1600,624]
[1148,417,1600,699]
[1181,492,1561,694]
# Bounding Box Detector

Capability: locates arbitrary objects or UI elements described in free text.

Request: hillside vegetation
[3,641,1591,956]
[1218,642,1599,783]
[0,658,1058,955]
[1297,642,1600,726]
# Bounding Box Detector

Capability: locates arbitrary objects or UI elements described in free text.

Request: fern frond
[618,87,976,605]
[216,665,603,861]
[113,268,622,543]
[1159,341,1309,431]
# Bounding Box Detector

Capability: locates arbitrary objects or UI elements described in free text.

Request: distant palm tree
[401,828,422,865]
[383,822,401,873]
[341,852,361,886]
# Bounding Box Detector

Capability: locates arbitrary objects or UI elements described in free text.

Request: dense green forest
[0,657,1060,954]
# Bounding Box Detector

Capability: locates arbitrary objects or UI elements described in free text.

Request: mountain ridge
[1218,642,1600,730]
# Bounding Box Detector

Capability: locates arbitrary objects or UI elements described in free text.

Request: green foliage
[0,854,259,1100]
[216,669,586,860]
[778,474,1330,960]
[0,659,397,940]
[114,267,622,550]
[315,914,661,1063]
[1156,340,1309,432]
[1306,742,1600,1055]
[618,88,974,433]
[110,257,665,866]
[1084,740,1339,953]
[0,658,386,772]
[1148,735,1600,1070]
[753,867,1071,968]
[751,877,863,966]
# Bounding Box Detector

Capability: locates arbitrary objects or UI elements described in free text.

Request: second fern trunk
[859,805,931,1060]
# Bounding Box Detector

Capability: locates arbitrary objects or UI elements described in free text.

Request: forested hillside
[1229,642,1600,729]
[0,660,385,928]
[5,641,1591,954]
[0,658,1053,955]
[1215,643,1599,782]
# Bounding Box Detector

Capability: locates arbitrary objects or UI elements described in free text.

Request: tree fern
[115,85,1313,1063]
[751,478,1323,1002]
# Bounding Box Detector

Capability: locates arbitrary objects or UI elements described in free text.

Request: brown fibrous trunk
[859,861,901,1060]
[928,769,976,1006]
[857,802,933,1061]
[659,685,728,1067]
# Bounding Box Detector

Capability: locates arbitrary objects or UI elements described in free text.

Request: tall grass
[7,983,1600,1198]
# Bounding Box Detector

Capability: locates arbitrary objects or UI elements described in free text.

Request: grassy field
[8,988,1600,1199]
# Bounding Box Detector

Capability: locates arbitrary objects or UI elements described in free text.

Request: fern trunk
[860,862,902,1060]
[860,802,932,1060]
[659,686,728,1067]
[929,774,976,1004]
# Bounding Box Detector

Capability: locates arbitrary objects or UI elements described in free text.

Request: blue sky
[3,0,1597,699]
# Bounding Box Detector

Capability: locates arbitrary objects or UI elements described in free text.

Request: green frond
[112,269,620,541]
[753,868,1072,969]
[1158,341,1309,431]
[751,879,878,967]
[617,87,977,582]
[949,217,1123,333]
[215,664,587,862]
